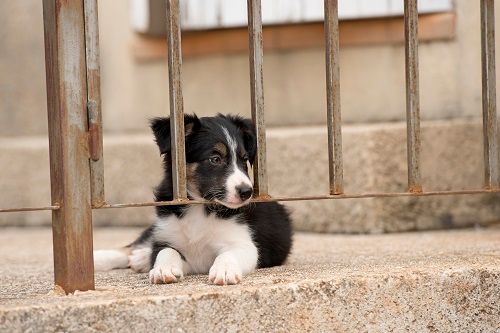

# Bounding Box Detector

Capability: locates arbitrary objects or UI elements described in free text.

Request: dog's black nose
[237,185,253,201]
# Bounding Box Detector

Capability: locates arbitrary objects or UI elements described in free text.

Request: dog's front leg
[149,247,189,284]
[209,244,258,285]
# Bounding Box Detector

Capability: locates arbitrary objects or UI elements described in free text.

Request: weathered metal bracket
[85,0,105,207]
[88,100,102,162]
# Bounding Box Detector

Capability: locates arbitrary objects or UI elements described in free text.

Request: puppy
[94,114,292,285]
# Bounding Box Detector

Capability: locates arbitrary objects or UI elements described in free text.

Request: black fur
[137,114,292,270]
[128,224,155,248]
[242,202,292,267]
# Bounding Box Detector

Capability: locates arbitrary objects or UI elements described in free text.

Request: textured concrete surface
[1,0,500,136]
[1,119,499,233]
[1,227,499,332]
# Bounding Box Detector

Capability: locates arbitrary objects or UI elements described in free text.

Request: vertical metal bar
[247,0,269,197]
[404,0,422,193]
[481,0,500,189]
[165,0,187,200]
[43,0,94,293]
[84,0,105,207]
[324,0,344,195]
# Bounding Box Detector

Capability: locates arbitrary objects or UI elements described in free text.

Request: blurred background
[1,0,499,233]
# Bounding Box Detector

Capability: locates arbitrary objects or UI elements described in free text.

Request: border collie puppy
[94,114,292,285]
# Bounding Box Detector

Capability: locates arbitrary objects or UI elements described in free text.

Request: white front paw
[149,248,184,284]
[209,256,242,285]
[149,264,183,284]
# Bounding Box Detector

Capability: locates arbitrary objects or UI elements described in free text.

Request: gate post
[43,0,94,293]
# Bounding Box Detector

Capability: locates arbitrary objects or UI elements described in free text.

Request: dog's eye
[209,155,222,165]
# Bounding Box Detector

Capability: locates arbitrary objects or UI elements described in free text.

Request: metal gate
[1,0,499,293]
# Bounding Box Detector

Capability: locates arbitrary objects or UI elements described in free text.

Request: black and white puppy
[94,114,292,285]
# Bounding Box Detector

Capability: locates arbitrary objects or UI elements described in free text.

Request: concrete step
[1,119,499,233]
[1,226,499,332]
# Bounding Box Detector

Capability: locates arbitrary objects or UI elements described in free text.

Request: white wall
[130,0,453,32]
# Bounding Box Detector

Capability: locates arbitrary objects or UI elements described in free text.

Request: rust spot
[88,122,102,161]
[253,194,273,201]
[52,284,67,296]
[408,185,423,193]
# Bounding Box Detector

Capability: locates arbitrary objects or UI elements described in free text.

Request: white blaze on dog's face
[217,127,253,208]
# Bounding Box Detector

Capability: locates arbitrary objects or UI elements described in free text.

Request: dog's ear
[150,114,201,155]
[222,114,257,165]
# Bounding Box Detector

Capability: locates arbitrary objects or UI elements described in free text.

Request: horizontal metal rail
[3,187,500,213]
[0,205,60,213]
[93,189,500,209]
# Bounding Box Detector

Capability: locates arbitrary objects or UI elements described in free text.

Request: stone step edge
[0,267,500,330]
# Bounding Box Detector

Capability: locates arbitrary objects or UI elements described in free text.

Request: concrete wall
[2,119,498,233]
[0,0,498,136]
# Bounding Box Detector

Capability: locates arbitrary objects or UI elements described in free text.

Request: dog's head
[151,114,256,209]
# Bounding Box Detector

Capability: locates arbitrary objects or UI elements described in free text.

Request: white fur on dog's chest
[154,206,255,274]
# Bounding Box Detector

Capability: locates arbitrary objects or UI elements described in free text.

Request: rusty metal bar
[324,0,344,195]
[404,0,422,193]
[0,205,60,213]
[5,185,493,212]
[3,185,498,212]
[247,0,269,197]
[96,188,500,209]
[481,0,500,189]
[165,0,188,201]
[43,0,95,293]
[84,0,105,207]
